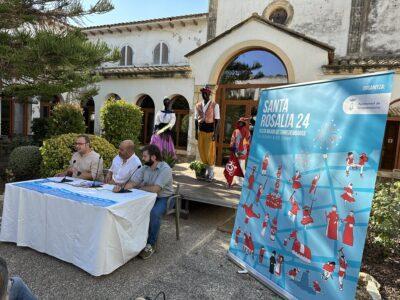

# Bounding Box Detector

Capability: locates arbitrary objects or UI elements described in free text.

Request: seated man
[105,140,141,185]
[56,135,104,181]
[113,144,174,259]
[0,257,37,300]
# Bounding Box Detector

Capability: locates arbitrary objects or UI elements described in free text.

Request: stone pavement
[0,201,280,299]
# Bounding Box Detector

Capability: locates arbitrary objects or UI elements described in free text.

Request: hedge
[8,146,42,181]
[48,103,86,136]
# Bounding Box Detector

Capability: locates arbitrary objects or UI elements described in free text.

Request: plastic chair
[165,183,181,240]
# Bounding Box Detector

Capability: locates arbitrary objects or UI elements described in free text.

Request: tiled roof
[82,13,208,31]
[95,65,191,77]
[323,56,400,73]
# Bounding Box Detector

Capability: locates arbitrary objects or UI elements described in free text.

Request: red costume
[270,218,278,241]
[288,193,299,222]
[288,268,300,280]
[326,208,339,240]
[242,203,260,224]
[301,206,314,226]
[358,153,368,166]
[313,281,321,293]
[259,247,266,264]
[343,214,355,246]
[322,262,336,280]
[248,173,255,190]
[274,255,284,276]
[292,171,302,189]
[309,175,320,194]
[338,256,347,278]
[341,184,355,203]
[261,155,269,175]
[243,233,254,255]
[261,213,269,237]
[255,185,263,203]
[287,231,312,263]
[235,227,241,245]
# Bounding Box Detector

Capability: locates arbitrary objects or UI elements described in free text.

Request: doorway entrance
[380,120,400,170]
[137,95,155,145]
[215,49,289,165]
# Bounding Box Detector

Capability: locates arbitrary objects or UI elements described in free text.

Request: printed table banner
[228,72,394,300]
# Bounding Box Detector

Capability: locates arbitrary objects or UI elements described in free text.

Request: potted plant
[189,161,207,179]
[162,151,177,169]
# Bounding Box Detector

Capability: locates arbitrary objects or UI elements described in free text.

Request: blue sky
[79,0,208,27]
[235,50,287,76]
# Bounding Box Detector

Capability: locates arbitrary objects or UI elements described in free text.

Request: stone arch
[105,93,121,101]
[263,0,294,26]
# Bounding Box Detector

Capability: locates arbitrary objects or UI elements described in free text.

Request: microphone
[118,165,142,193]
[90,156,103,188]
[60,160,75,183]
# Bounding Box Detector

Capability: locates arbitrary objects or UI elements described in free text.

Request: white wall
[86,19,207,67]
[216,0,352,57]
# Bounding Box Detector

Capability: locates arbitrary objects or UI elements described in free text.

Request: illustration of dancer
[288,191,299,222]
[261,213,270,237]
[345,152,355,176]
[234,226,241,246]
[341,183,356,204]
[309,174,320,195]
[269,251,276,274]
[259,247,266,264]
[342,211,355,246]
[270,217,278,241]
[358,153,368,177]
[325,205,339,240]
[248,166,257,190]
[261,153,269,175]
[322,261,336,280]
[292,170,302,190]
[338,248,348,291]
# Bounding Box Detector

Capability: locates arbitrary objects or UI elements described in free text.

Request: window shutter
[153,44,161,64]
[161,43,169,64]
[127,46,133,65]
[120,47,126,65]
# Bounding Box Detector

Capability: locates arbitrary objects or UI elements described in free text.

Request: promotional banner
[228,72,394,300]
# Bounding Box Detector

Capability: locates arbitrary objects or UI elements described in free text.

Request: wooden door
[380,120,400,170]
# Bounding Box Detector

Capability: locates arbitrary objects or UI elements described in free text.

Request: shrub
[40,133,117,177]
[367,181,400,257]
[48,103,86,137]
[9,135,35,150]
[100,99,142,148]
[31,117,50,144]
[8,146,42,181]
[162,150,176,168]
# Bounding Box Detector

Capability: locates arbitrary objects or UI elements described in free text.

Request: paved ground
[0,200,280,299]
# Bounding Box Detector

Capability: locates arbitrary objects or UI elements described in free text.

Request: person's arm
[105,170,113,184]
[139,165,172,195]
[113,166,144,192]
[139,185,161,194]
[56,155,75,177]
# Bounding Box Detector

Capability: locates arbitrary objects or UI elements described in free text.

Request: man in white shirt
[105,140,141,184]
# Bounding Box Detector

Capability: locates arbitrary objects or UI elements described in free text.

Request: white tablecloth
[0,178,157,276]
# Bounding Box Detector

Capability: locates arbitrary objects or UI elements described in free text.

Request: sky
[235,50,287,76]
[78,0,209,27]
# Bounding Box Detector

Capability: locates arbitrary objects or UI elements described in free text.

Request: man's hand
[55,172,65,177]
[112,185,122,193]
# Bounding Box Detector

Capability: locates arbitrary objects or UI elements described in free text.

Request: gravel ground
[0,201,279,299]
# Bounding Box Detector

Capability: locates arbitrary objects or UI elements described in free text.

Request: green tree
[0,0,119,98]
[48,102,86,136]
[220,61,263,84]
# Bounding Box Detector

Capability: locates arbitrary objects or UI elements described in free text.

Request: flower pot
[195,168,206,179]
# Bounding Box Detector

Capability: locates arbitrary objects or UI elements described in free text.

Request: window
[269,8,288,25]
[263,0,293,26]
[153,42,169,65]
[120,45,133,66]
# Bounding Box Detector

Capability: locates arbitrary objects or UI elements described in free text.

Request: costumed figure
[325,205,339,240]
[249,106,257,144]
[322,261,336,280]
[261,213,270,237]
[345,152,355,176]
[270,217,278,241]
[242,203,260,224]
[227,117,250,187]
[266,167,283,209]
[301,206,314,228]
[292,170,302,190]
[309,174,320,195]
[285,230,312,263]
[255,184,263,203]
[243,232,255,257]
[341,183,355,203]
[269,251,276,274]
[342,211,355,246]
[150,97,177,159]
[288,192,299,222]
[289,268,300,281]
[338,248,348,291]
[261,153,269,175]
[248,166,256,190]
[259,247,266,264]
[313,281,321,294]
[234,226,241,246]
[194,85,220,181]
[358,153,368,177]
[274,255,284,277]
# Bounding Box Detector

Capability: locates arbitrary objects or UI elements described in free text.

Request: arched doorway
[82,97,95,134]
[380,99,400,170]
[136,95,155,145]
[106,93,121,101]
[170,95,190,150]
[216,49,289,165]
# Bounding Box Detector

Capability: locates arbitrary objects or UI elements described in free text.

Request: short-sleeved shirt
[69,150,104,181]
[109,153,142,184]
[132,161,173,198]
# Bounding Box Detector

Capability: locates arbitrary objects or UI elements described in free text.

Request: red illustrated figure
[358,153,368,177]
[338,248,348,291]
[242,203,260,224]
[259,247,266,264]
[285,230,312,263]
[248,166,257,190]
[270,217,278,241]
[309,174,320,194]
[325,205,339,240]
[301,206,314,228]
[261,213,269,237]
[266,169,283,209]
[342,211,355,246]
[322,261,336,280]
[292,170,302,190]
[288,268,300,281]
[234,226,241,246]
[341,183,355,203]
[274,255,284,277]
[261,154,269,175]
[243,232,254,256]
[288,192,299,222]
[313,281,321,294]
[345,152,355,176]
[255,184,263,203]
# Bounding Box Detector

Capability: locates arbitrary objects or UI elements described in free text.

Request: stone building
[1,0,400,170]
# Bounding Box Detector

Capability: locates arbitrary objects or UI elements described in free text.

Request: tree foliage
[48,102,86,136]
[220,61,264,84]
[0,0,119,98]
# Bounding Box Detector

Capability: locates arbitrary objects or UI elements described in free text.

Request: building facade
[1,0,400,169]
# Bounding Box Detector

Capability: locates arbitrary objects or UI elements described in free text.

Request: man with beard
[113,144,173,259]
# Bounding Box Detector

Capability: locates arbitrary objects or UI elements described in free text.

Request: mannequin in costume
[150,97,176,158]
[194,85,220,180]
[229,117,250,186]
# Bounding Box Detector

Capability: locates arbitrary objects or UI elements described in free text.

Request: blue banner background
[228,72,394,300]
